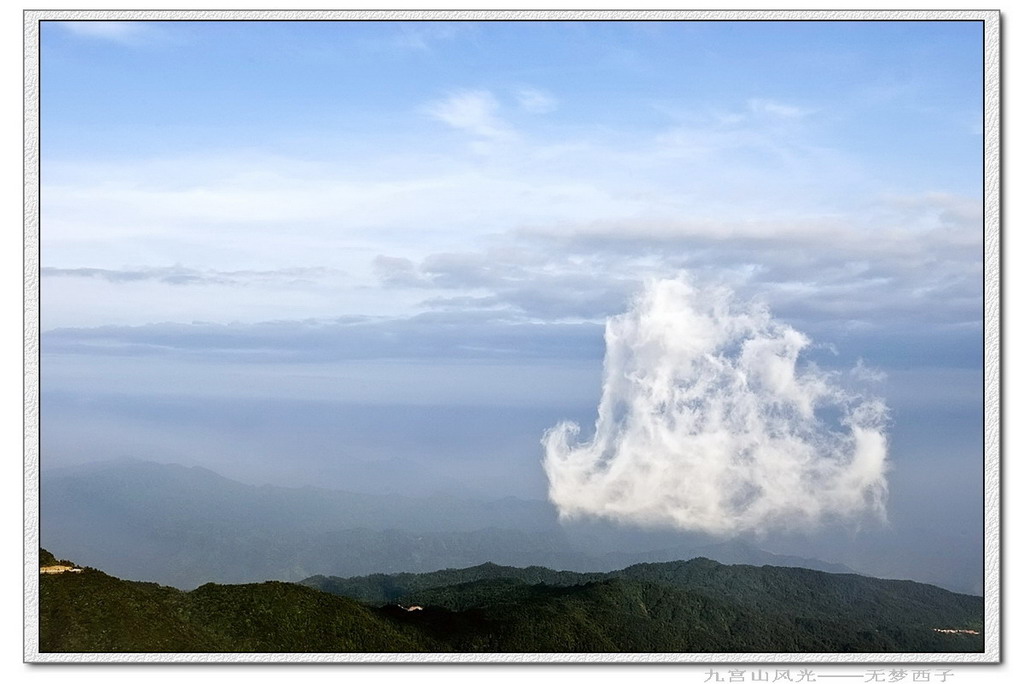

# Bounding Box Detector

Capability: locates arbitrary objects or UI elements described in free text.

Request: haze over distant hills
[42,458,873,591]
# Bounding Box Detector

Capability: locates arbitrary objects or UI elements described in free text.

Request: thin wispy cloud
[516,87,558,114]
[851,359,888,383]
[372,255,428,288]
[42,125,980,332]
[42,265,344,287]
[747,98,812,119]
[42,314,605,365]
[57,21,155,46]
[424,90,513,139]
[389,22,472,52]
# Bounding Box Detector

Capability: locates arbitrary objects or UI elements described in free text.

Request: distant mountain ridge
[42,459,875,590]
[42,458,566,587]
[40,549,983,654]
[603,539,859,575]
[301,557,975,629]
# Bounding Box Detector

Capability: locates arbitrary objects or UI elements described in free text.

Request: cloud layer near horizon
[542,275,889,535]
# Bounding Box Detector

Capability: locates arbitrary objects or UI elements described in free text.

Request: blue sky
[40,20,983,358]
[38,19,986,590]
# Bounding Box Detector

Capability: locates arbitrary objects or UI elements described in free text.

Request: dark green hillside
[301,561,599,604]
[39,549,58,566]
[39,549,431,653]
[41,549,983,654]
[610,559,983,631]
[40,564,226,652]
[393,576,979,653]
[392,577,765,652]
[306,558,984,653]
[307,557,982,633]
[183,581,428,652]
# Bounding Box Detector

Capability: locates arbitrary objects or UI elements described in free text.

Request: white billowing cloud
[516,87,558,114]
[425,90,512,138]
[542,275,889,535]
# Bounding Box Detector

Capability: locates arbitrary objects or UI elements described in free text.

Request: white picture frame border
[22,7,1001,665]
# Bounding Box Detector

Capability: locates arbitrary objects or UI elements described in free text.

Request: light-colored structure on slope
[40,565,83,574]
